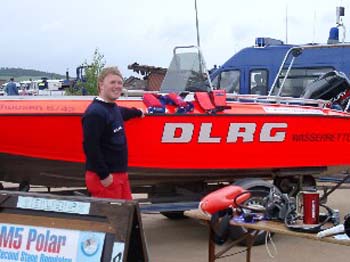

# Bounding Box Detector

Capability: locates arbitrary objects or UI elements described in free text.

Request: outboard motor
[301,71,350,101]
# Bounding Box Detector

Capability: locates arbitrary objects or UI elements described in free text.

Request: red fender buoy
[199,185,251,215]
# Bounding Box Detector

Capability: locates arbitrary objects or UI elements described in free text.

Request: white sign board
[0,223,105,262]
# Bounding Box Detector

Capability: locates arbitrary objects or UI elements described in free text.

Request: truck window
[212,70,240,93]
[272,67,334,97]
[250,70,268,95]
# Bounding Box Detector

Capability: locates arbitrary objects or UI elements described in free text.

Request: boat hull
[0,152,332,188]
[0,98,350,187]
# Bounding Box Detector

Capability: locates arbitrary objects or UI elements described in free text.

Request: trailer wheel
[160,211,187,220]
[19,181,30,192]
[229,179,279,246]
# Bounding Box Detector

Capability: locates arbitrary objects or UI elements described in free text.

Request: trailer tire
[19,181,30,192]
[229,179,279,246]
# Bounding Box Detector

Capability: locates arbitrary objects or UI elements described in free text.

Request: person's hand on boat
[101,174,113,187]
[139,108,145,118]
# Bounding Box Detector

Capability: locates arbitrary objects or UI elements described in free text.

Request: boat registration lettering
[162,122,287,143]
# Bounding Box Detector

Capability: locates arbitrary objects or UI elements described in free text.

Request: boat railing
[121,88,330,108]
[225,93,329,108]
[346,100,350,111]
[0,89,344,112]
[122,89,158,98]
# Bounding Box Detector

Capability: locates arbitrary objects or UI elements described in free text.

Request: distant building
[123,76,147,90]
[126,63,167,91]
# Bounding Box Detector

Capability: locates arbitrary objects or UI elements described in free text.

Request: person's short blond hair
[98,67,123,91]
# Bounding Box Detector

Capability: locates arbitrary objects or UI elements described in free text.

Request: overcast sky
[1,0,348,77]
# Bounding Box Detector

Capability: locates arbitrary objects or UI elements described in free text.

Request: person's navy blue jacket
[82,98,142,180]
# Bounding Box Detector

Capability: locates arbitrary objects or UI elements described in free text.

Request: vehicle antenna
[285,4,288,44]
[194,0,204,76]
[195,0,201,48]
[336,6,346,42]
[312,10,317,44]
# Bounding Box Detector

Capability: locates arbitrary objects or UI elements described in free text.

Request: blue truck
[210,37,350,98]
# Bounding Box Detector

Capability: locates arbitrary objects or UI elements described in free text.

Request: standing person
[82,67,144,200]
[5,78,19,95]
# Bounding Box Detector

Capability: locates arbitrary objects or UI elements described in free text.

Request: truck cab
[210,37,350,97]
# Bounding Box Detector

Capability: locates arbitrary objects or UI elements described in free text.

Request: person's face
[99,73,123,102]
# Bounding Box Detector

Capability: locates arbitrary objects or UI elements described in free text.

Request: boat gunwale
[0,112,349,118]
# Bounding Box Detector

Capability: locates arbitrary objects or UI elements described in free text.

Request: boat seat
[195,92,216,113]
[195,90,230,113]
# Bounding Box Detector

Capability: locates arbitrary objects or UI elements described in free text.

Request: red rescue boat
[0,47,350,189]
[0,95,349,187]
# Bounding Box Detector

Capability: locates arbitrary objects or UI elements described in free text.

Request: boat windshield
[160,48,211,93]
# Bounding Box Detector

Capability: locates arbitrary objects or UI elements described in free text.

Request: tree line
[0,67,65,79]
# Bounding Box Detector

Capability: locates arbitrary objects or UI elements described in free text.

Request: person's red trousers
[85,171,132,200]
